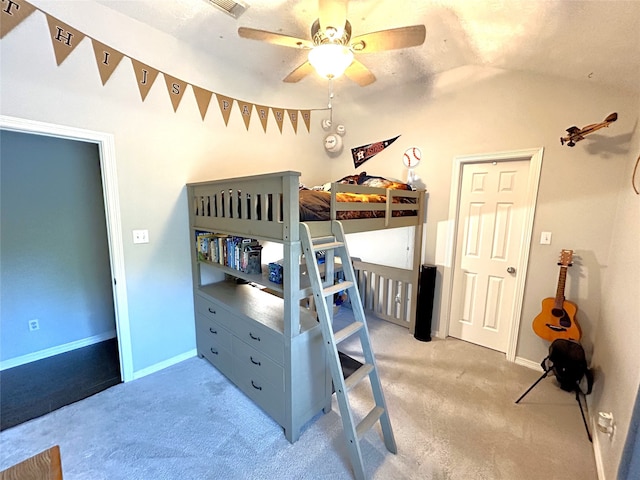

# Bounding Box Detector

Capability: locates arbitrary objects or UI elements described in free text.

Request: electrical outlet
[28,319,40,331]
[132,229,149,244]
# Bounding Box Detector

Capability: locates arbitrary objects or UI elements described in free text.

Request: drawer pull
[250,356,261,366]
[208,307,216,314]
[251,380,262,391]
[209,327,217,335]
[210,348,219,355]
[249,332,261,341]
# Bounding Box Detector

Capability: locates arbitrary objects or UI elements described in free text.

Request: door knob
[507,266,516,274]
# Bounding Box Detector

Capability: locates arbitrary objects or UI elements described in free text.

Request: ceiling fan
[237,0,426,86]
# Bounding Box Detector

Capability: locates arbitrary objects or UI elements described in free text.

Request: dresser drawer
[200,340,233,380]
[232,336,284,391]
[230,318,284,365]
[196,314,233,352]
[234,366,285,426]
[195,294,235,331]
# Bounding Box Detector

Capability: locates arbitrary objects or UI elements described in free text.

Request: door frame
[439,148,543,361]
[1,115,134,382]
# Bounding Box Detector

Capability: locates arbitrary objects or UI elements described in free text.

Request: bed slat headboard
[188,171,300,241]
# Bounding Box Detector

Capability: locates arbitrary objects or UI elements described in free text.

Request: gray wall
[1,2,638,475]
[1,130,115,361]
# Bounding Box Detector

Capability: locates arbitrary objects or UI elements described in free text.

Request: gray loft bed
[188,170,426,329]
[187,170,425,443]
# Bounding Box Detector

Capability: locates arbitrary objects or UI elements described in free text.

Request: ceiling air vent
[205,0,249,19]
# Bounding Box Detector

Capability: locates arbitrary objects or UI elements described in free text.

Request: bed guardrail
[188,171,300,242]
[352,259,415,327]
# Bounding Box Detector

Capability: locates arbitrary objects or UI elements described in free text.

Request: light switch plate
[540,231,552,245]
[133,229,149,244]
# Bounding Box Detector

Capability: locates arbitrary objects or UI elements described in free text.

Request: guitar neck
[554,266,568,309]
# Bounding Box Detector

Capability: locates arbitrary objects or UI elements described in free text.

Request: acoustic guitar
[532,249,582,342]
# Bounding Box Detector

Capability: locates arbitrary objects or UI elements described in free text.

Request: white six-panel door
[448,160,529,352]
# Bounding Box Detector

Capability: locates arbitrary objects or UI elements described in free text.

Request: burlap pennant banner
[0,0,36,39]
[45,14,85,66]
[300,110,311,132]
[236,101,253,131]
[216,94,234,126]
[6,0,314,132]
[272,108,285,133]
[192,85,213,121]
[91,39,124,85]
[130,59,159,102]
[255,105,270,133]
[163,73,188,112]
[287,110,299,133]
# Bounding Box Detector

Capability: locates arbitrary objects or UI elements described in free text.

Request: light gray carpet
[0,311,597,479]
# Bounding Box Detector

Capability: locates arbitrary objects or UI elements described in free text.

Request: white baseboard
[514,356,543,371]
[132,349,197,381]
[0,330,117,371]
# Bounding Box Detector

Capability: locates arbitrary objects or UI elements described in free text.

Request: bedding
[334,172,414,190]
[312,172,413,192]
[197,173,417,222]
[299,189,415,221]
[299,172,417,222]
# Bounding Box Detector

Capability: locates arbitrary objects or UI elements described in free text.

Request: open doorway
[0,116,133,428]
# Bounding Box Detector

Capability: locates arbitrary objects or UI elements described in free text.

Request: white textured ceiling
[95,0,640,95]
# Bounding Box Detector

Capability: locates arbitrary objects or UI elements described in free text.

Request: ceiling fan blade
[238,27,312,49]
[350,25,426,53]
[283,61,316,83]
[319,0,348,32]
[344,59,376,86]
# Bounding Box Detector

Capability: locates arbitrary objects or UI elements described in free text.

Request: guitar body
[532,297,581,342]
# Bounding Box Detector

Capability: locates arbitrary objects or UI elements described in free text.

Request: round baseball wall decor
[403,147,422,168]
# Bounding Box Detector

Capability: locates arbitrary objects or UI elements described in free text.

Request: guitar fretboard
[554,266,568,309]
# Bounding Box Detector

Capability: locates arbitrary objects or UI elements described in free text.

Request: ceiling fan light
[308,44,354,79]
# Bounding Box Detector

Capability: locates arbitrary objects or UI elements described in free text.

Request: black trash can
[414,264,437,342]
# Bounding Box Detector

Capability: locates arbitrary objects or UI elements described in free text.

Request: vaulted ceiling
[96,0,640,95]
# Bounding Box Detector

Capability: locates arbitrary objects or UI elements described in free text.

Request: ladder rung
[356,406,385,440]
[311,236,335,244]
[322,281,354,298]
[311,240,344,253]
[334,321,363,344]
[344,363,374,391]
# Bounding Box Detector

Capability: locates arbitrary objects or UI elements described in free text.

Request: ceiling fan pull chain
[327,78,334,123]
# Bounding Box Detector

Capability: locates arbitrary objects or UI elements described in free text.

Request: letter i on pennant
[91,39,124,85]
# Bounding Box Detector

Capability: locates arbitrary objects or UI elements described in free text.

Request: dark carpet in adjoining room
[0,338,121,431]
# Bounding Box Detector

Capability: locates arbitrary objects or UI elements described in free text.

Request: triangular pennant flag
[351,135,401,168]
[237,101,253,131]
[300,110,311,133]
[192,85,213,121]
[255,105,270,133]
[287,109,299,134]
[0,0,36,39]
[216,94,234,126]
[130,59,159,102]
[91,39,124,86]
[45,14,85,66]
[272,108,285,134]
[163,73,188,112]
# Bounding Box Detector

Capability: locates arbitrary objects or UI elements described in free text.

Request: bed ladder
[300,220,396,480]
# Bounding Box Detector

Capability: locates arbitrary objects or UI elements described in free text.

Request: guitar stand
[515,359,592,443]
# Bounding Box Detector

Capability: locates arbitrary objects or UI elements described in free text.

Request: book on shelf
[196,231,261,274]
[195,231,228,263]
